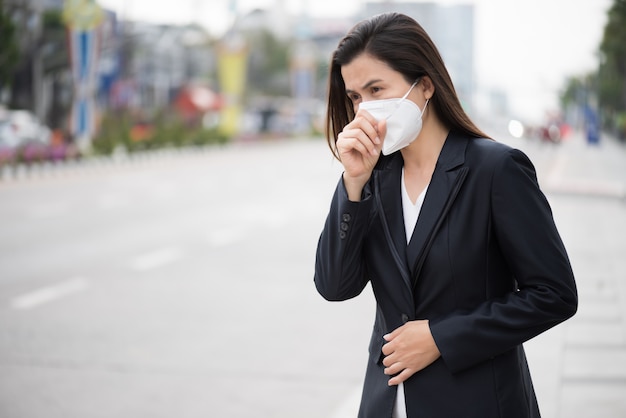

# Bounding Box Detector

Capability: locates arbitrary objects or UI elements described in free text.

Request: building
[2,0,66,125]
[235,1,477,117]
[119,22,215,112]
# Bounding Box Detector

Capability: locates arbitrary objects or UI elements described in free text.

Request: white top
[393,167,429,418]
[401,168,428,243]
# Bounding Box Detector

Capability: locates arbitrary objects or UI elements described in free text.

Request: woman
[314,12,577,418]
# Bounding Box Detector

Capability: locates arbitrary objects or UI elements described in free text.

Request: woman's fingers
[353,111,381,144]
[335,109,383,187]
[387,368,414,386]
[338,132,378,157]
[384,363,404,377]
[380,321,442,386]
[382,354,414,386]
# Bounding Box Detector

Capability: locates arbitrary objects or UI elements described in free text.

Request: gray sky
[98,0,613,123]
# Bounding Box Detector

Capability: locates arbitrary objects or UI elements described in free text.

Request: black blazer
[314,131,577,417]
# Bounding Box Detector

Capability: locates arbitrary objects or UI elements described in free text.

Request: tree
[0,2,19,96]
[245,29,291,97]
[561,74,592,109]
[598,0,626,114]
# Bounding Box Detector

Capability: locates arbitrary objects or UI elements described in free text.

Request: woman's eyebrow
[346,79,383,95]
[362,79,383,90]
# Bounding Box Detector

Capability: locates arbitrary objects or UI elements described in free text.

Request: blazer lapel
[374,154,413,290]
[406,133,470,285]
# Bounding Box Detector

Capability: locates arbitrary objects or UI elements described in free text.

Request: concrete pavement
[523,131,626,418]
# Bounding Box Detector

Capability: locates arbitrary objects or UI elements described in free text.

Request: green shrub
[93,111,230,154]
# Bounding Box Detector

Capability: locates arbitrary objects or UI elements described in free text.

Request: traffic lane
[0,198,373,417]
[0,141,339,287]
[0,164,219,288]
[0,140,373,417]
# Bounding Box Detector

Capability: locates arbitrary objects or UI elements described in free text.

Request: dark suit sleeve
[314,175,374,301]
[430,148,578,373]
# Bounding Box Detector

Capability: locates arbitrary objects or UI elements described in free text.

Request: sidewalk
[522,131,626,418]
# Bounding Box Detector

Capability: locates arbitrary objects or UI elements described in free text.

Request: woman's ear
[420,76,435,100]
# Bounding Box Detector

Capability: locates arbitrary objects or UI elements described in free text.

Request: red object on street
[174,84,223,122]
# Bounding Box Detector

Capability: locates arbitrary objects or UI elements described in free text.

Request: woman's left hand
[381,320,441,385]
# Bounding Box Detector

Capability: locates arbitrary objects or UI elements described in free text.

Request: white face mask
[359,81,428,155]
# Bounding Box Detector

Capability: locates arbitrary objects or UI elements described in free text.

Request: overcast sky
[98,0,613,123]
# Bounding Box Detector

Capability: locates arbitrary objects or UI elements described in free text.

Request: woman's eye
[349,93,360,102]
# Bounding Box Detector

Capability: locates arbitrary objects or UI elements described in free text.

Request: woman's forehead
[340,54,397,89]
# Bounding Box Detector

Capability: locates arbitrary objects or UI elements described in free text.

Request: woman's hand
[381,320,441,386]
[336,110,386,201]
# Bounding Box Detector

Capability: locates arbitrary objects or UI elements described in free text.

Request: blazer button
[339,231,347,239]
[340,222,349,231]
[342,213,352,222]
[401,314,409,323]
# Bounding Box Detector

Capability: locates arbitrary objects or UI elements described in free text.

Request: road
[0,130,625,417]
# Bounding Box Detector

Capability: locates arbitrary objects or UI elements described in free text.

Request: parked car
[0,110,52,163]
[0,119,19,164]
[0,110,51,144]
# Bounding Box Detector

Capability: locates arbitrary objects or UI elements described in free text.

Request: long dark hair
[326,12,490,159]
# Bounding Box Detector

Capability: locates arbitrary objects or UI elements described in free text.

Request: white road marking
[207,228,246,247]
[130,247,184,271]
[97,193,130,210]
[27,202,71,219]
[11,277,88,310]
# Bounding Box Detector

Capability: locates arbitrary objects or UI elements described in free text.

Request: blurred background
[0,0,623,161]
[1,1,625,418]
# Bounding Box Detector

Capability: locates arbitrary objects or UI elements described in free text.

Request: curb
[0,145,224,183]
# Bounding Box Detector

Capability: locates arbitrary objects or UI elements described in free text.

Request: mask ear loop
[403,81,419,99]
[387,81,420,120]
[421,98,430,116]
[400,81,419,102]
